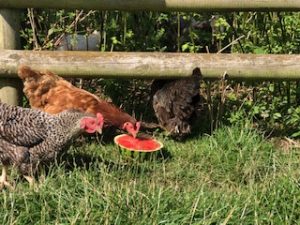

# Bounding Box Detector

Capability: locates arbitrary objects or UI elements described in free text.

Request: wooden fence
[0,0,300,11]
[1,50,300,80]
[0,1,299,104]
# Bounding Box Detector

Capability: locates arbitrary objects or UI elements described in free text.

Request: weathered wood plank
[0,50,300,80]
[0,0,299,11]
[0,10,22,105]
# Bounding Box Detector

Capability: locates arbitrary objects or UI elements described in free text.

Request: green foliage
[218,81,300,137]
[230,12,300,54]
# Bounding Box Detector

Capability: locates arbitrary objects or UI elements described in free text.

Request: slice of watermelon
[114,134,163,152]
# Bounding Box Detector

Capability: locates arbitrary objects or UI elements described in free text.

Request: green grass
[1,124,300,224]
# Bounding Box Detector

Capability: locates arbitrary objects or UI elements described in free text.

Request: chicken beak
[132,122,141,139]
[97,128,103,134]
[132,130,139,139]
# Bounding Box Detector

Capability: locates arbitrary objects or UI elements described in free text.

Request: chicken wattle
[0,102,103,189]
[17,65,140,137]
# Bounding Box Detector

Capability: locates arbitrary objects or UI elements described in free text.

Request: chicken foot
[23,175,36,189]
[0,166,14,191]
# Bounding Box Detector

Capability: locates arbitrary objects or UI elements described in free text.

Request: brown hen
[18,65,140,137]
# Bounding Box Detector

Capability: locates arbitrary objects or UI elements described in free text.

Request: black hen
[151,67,202,140]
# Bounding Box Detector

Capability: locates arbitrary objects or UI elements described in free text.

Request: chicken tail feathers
[17,65,41,80]
[18,65,60,83]
[192,67,202,79]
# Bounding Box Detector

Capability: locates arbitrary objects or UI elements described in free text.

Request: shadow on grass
[53,147,172,176]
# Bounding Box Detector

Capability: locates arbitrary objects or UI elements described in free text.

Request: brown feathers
[18,65,137,130]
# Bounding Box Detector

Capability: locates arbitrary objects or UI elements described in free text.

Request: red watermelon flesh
[114,134,163,152]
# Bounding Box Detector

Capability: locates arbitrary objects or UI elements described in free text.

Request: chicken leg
[23,175,35,189]
[0,166,14,191]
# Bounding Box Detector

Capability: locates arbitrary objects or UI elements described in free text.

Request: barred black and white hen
[0,102,103,189]
[151,67,202,140]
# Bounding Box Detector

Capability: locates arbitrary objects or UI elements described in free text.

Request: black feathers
[151,67,202,140]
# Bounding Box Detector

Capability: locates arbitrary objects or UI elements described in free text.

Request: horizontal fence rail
[0,50,300,80]
[0,0,299,11]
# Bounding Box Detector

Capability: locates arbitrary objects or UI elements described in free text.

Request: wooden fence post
[0,9,22,105]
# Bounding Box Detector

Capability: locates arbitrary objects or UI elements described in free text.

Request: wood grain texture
[0,50,300,80]
[0,0,299,11]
